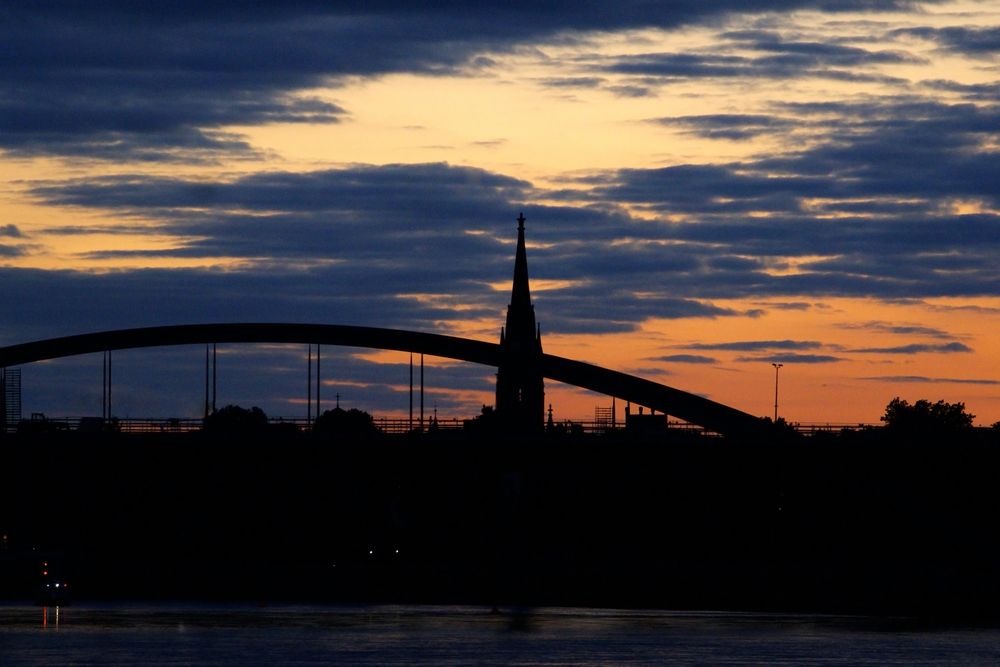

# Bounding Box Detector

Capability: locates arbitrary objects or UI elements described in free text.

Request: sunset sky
[2,1,999,425]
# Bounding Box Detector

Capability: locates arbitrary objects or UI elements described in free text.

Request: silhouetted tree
[463,404,498,433]
[763,416,799,438]
[881,397,974,435]
[313,407,379,439]
[204,404,268,433]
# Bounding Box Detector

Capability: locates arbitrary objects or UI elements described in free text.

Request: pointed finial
[517,212,525,230]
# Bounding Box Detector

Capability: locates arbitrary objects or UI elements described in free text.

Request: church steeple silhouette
[495,212,544,433]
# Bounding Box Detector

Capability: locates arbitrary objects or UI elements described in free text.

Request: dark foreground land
[3,427,1000,618]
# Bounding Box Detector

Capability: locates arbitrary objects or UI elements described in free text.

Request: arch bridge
[0,322,767,438]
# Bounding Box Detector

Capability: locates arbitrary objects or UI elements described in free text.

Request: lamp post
[771,362,784,422]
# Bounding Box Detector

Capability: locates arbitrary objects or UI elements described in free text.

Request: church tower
[495,213,544,433]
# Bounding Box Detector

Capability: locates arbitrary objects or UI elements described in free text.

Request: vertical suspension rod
[307,344,312,426]
[212,343,217,414]
[102,351,107,421]
[107,350,112,421]
[204,345,209,420]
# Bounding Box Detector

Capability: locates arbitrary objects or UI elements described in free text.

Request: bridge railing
[373,417,465,434]
[4,415,472,435]
[7,415,711,435]
[4,415,885,437]
[790,422,879,435]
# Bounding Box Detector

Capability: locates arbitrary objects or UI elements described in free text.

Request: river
[3,603,1000,665]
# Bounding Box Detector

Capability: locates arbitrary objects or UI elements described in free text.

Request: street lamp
[771,362,784,422]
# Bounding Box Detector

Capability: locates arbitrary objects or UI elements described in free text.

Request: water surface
[2,603,999,665]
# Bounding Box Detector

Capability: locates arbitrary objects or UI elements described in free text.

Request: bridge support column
[204,345,210,419]
[306,343,323,424]
[316,344,321,418]
[202,344,219,420]
[102,350,112,421]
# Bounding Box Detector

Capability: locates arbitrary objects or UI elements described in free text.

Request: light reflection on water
[3,603,1000,665]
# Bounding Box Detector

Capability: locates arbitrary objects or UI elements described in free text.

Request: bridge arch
[0,323,767,437]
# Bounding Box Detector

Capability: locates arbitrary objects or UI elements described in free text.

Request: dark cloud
[860,375,1000,385]
[761,301,815,311]
[838,321,957,339]
[31,163,532,279]
[26,162,763,335]
[684,339,824,351]
[735,353,845,363]
[0,1,926,159]
[651,114,800,140]
[571,98,1000,300]
[591,101,1000,215]
[927,303,1000,315]
[536,77,606,89]
[851,342,973,354]
[893,26,1000,56]
[535,292,738,334]
[575,162,831,214]
[26,141,1000,321]
[606,85,655,98]
[471,139,507,148]
[621,366,674,378]
[0,245,25,258]
[605,53,750,79]
[651,354,719,364]
[31,163,529,214]
[0,226,28,256]
[18,74,1000,338]
[723,29,924,65]
[762,102,1000,203]
[601,32,918,84]
[26,129,1000,334]
[0,266,485,346]
[920,79,1000,103]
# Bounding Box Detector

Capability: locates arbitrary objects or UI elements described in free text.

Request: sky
[2,0,999,425]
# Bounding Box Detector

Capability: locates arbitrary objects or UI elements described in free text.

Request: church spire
[496,212,544,434]
[504,212,537,344]
[510,212,531,311]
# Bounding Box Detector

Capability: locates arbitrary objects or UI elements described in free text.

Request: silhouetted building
[495,213,545,434]
[625,404,667,435]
